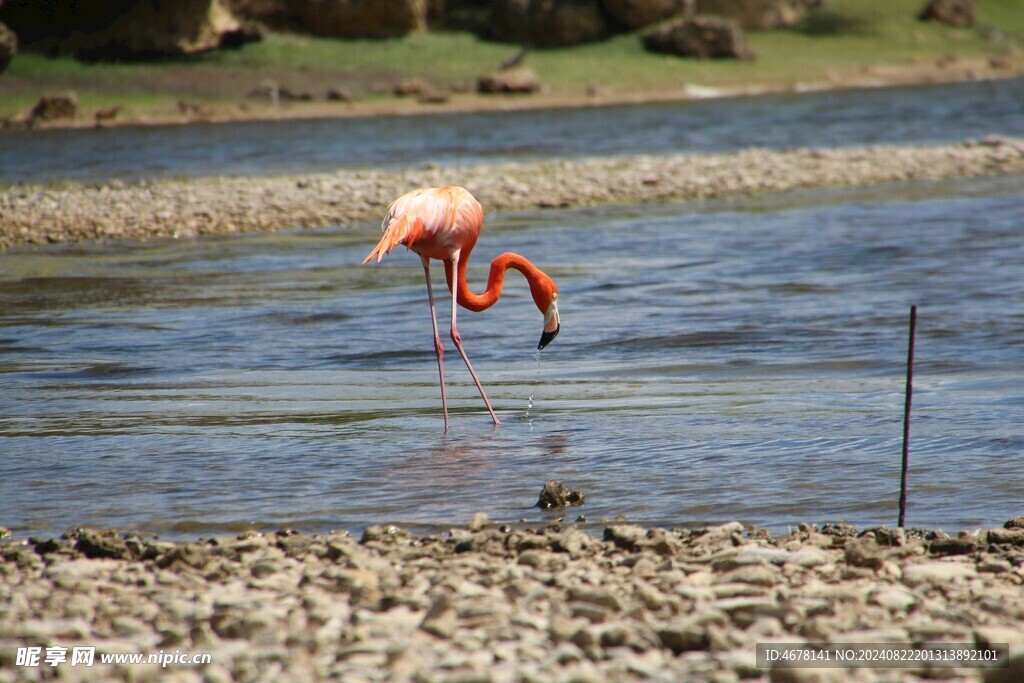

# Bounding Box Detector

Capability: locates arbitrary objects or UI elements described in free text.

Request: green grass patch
[1,0,1020,120]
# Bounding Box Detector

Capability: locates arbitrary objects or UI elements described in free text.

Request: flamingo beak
[539,300,560,350]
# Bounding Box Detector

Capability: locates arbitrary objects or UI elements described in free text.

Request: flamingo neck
[447,252,546,312]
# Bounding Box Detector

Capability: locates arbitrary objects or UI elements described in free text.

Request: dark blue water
[1,77,1022,184]
[1,176,1022,539]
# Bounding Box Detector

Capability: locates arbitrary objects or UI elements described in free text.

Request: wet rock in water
[1004,516,1024,529]
[537,480,585,509]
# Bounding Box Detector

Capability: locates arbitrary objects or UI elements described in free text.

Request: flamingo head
[534,279,560,351]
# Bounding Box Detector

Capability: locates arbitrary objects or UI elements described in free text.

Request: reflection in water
[1,176,1023,538]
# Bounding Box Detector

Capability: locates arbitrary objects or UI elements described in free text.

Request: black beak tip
[538,325,560,350]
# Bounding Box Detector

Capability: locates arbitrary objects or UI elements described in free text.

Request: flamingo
[363,186,560,429]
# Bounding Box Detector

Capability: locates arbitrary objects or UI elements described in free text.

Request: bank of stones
[0,520,1023,681]
[2,136,1023,250]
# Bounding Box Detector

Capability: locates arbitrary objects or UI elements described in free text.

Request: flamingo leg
[421,255,449,431]
[448,251,501,426]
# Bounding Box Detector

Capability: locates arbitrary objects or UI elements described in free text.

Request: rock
[656,620,708,653]
[289,0,427,39]
[68,529,141,560]
[901,560,977,587]
[917,0,975,28]
[0,21,15,75]
[156,543,211,570]
[227,0,290,27]
[713,564,779,587]
[867,586,916,612]
[786,547,830,568]
[696,0,813,30]
[393,78,430,97]
[843,537,885,570]
[987,528,1024,546]
[643,15,755,60]
[29,92,79,122]
[488,0,609,47]
[1,0,248,59]
[604,525,647,550]
[712,546,791,570]
[929,536,979,555]
[567,586,623,612]
[535,480,585,509]
[217,19,262,48]
[466,512,489,532]
[1005,516,1024,529]
[326,86,353,102]
[604,0,694,30]
[419,593,457,638]
[977,557,1012,574]
[477,67,542,95]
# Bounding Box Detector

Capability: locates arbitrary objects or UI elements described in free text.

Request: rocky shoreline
[1,517,1022,682]
[3,136,1024,251]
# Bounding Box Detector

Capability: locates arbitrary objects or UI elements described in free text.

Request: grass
[1,0,1021,121]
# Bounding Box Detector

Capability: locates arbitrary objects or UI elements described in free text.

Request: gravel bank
[2,136,1023,251]
[1,519,1023,682]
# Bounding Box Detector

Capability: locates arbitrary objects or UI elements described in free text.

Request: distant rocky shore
[2,136,1023,251]
[1,517,1022,682]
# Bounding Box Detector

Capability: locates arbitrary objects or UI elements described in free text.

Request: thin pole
[898,305,917,529]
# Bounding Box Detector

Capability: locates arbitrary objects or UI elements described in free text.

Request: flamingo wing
[363,187,481,264]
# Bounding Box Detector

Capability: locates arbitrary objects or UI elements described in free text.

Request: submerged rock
[537,480,586,509]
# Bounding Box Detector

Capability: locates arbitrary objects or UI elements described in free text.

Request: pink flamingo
[364,186,560,429]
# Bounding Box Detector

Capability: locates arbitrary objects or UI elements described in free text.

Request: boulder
[227,0,291,26]
[696,0,812,30]
[477,66,541,93]
[643,15,754,60]
[0,21,15,74]
[288,0,427,38]
[30,92,78,121]
[604,0,694,30]
[489,0,609,47]
[0,0,253,59]
[917,0,975,28]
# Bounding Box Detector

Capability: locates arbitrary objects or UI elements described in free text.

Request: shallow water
[2,175,1022,539]
[2,77,1023,184]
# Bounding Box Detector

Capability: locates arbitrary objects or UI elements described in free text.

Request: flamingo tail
[362,214,423,264]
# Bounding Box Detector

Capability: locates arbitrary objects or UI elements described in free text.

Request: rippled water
[2,175,1022,539]
[2,77,1022,184]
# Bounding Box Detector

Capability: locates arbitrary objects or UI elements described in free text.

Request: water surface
[2,176,1021,539]
[2,77,1022,184]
